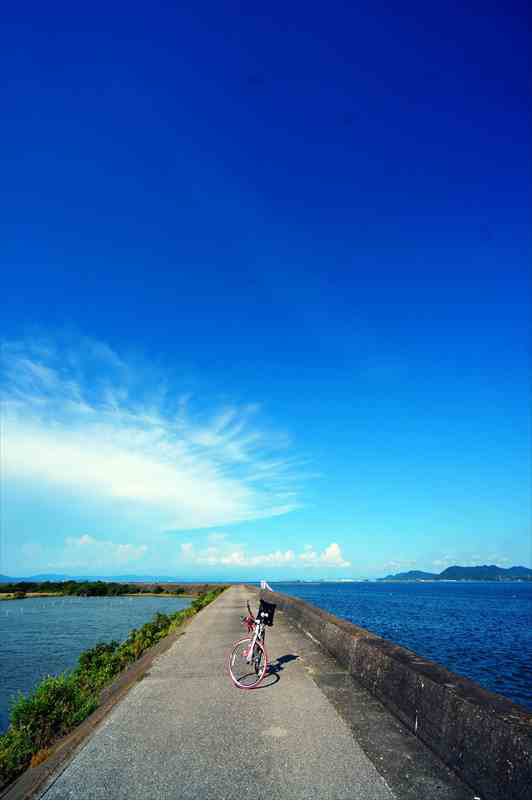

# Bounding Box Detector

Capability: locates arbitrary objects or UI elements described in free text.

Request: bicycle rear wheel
[228,638,268,689]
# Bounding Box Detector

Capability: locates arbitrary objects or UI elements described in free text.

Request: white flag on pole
[260,580,273,591]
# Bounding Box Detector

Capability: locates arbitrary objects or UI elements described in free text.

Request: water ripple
[272,581,532,710]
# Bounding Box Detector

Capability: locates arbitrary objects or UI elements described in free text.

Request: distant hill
[380,570,438,581]
[380,564,532,581]
[0,574,71,583]
[0,573,184,583]
[506,566,532,576]
[440,565,532,580]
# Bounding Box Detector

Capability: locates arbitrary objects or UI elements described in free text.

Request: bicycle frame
[245,616,265,663]
[242,600,266,657]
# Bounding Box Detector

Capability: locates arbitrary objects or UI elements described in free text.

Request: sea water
[0,595,191,733]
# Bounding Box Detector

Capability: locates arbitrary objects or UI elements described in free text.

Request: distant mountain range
[0,574,187,583]
[379,565,532,581]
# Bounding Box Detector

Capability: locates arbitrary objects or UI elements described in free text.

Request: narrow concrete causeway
[37,586,472,800]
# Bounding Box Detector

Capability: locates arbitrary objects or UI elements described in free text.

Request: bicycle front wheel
[228,638,268,689]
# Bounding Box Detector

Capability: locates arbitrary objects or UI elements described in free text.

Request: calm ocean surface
[0,595,191,734]
[269,581,532,711]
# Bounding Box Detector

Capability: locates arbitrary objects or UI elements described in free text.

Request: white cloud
[320,543,350,567]
[299,542,350,567]
[179,542,295,567]
[179,541,349,569]
[299,545,318,563]
[1,335,303,530]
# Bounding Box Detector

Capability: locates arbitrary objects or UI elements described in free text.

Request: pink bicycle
[228,599,276,689]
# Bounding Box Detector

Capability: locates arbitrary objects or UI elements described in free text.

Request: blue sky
[1,1,529,579]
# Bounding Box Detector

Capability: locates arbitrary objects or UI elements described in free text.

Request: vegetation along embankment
[0,580,228,599]
[0,587,225,791]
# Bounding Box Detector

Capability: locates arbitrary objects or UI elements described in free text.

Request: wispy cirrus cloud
[1,334,303,530]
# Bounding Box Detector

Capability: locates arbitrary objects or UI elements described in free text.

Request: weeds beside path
[0,588,225,792]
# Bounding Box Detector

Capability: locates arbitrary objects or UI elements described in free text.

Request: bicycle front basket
[258,599,276,626]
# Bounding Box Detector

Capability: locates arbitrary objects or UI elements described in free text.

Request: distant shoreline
[0,581,227,601]
[376,578,531,583]
[0,592,195,601]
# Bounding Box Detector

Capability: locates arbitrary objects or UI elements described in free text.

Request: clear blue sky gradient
[1,1,530,579]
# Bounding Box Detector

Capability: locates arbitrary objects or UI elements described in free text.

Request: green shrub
[191,588,222,612]
[9,674,96,746]
[78,641,120,671]
[0,728,34,787]
[0,675,98,788]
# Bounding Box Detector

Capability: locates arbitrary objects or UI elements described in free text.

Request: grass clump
[0,675,99,789]
[0,587,225,790]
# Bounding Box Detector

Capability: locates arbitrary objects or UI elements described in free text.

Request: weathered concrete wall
[261,589,532,800]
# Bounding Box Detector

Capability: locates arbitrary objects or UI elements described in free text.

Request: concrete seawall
[260,588,532,800]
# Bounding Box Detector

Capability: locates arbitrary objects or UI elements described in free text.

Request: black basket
[258,599,276,626]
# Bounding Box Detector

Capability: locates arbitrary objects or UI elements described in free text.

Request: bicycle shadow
[257,654,299,689]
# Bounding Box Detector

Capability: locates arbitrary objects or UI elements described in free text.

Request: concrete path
[37,585,397,800]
